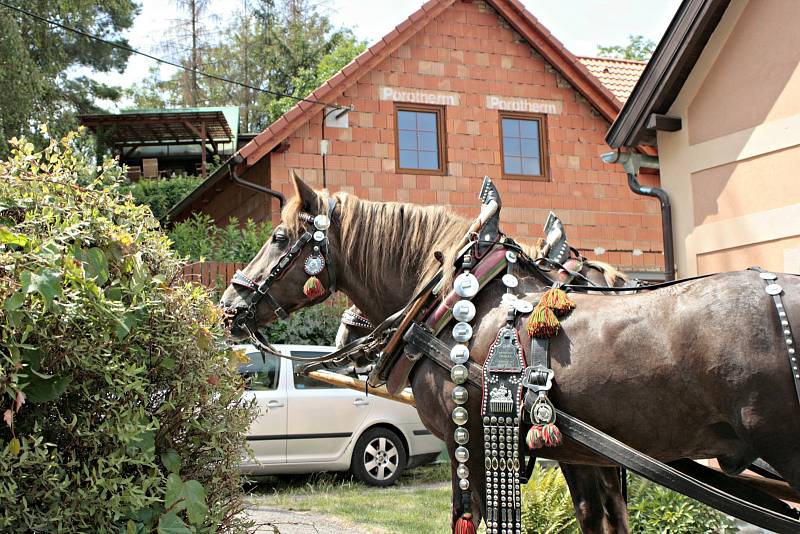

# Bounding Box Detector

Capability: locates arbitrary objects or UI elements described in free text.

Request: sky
[93,0,681,109]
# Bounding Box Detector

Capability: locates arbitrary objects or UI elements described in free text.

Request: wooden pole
[307,370,416,407]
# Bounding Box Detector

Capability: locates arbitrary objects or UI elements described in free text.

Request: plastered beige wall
[657,0,800,276]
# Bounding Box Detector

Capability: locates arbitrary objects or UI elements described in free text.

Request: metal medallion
[456,463,469,479]
[766,283,783,296]
[450,344,470,365]
[454,427,469,444]
[453,299,476,322]
[313,214,330,230]
[502,273,519,288]
[454,272,479,298]
[452,385,468,404]
[452,406,468,425]
[501,293,518,306]
[760,272,777,280]
[451,364,469,384]
[313,230,325,242]
[459,478,470,490]
[505,250,518,263]
[455,446,470,463]
[303,253,325,276]
[513,300,533,314]
[452,322,474,342]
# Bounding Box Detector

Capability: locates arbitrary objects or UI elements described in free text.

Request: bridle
[229,198,338,358]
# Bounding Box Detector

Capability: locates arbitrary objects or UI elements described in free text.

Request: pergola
[80,110,234,179]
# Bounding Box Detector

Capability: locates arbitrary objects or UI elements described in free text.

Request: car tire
[351,427,407,487]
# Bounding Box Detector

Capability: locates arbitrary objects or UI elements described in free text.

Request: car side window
[239,351,281,391]
[292,351,340,390]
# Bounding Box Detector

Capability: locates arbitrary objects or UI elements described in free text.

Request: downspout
[229,154,285,209]
[601,150,675,281]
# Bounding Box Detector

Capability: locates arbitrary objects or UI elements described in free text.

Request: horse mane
[282,189,470,291]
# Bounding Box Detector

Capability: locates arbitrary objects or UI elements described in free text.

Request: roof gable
[578,57,647,103]
[238,0,622,168]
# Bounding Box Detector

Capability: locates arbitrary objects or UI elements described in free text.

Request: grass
[246,462,457,533]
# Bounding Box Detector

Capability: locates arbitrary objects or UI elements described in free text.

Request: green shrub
[0,132,255,533]
[264,298,348,346]
[121,175,203,220]
[522,464,578,534]
[628,475,736,533]
[169,212,273,263]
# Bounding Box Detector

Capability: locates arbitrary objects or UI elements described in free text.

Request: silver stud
[452,386,469,404]
[778,303,784,309]
[766,283,783,295]
[454,272,480,298]
[760,272,777,280]
[457,463,469,479]
[451,365,469,384]
[452,322,474,342]
[454,427,469,444]
[789,348,795,354]
[450,344,470,365]
[782,321,789,326]
[505,251,518,263]
[453,300,477,322]
[452,407,468,425]
[455,446,470,463]
[786,330,792,336]
[502,274,519,288]
[313,214,330,230]
[459,478,470,491]
[787,339,794,346]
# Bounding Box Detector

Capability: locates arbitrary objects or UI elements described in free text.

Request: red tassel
[454,514,476,534]
[525,303,560,338]
[542,287,575,316]
[303,276,326,299]
[527,423,562,449]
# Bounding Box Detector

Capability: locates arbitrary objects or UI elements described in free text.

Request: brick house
[167,0,664,275]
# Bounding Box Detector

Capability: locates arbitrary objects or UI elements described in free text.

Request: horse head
[220,173,342,339]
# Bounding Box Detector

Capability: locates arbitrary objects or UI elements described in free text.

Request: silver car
[237,344,443,486]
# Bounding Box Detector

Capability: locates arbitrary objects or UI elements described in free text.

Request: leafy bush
[264,298,348,346]
[169,212,273,263]
[522,464,578,534]
[521,467,735,534]
[628,475,736,533]
[121,175,203,220]
[0,132,255,533]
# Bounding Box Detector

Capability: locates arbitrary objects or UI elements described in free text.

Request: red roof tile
[578,56,647,103]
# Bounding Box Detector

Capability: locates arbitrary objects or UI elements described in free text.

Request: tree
[128,0,366,132]
[0,1,138,155]
[597,34,656,61]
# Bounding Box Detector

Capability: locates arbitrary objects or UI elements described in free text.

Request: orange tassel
[525,303,560,338]
[303,276,326,299]
[454,514,476,534]
[542,287,575,316]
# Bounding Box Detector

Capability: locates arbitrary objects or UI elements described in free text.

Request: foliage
[169,212,273,263]
[597,34,656,61]
[264,298,348,346]
[0,131,255,533]
[522,465,578,534]
[0,0,138,155]
[120,176,203,220]
[127,0,367,132]
[628,475,736,533]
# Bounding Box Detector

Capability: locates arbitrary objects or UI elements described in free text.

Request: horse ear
[291,171,318,211]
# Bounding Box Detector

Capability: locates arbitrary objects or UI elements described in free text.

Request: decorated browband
[297,209,333,300]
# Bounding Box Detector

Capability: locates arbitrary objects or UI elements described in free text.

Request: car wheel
[351,427,407,486]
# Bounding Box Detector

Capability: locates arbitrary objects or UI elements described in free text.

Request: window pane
[520,139,540,158]
[418,150,439,170]
[399,149,418,168]
[398,130,417,150]
[503,136,520,157]
[397,111,416,130]
[417,112,437,131]
[519,119,540,139]
[292,354,339,389]
[504,156,522,175]
[502,118,519,138]
[418,131,438,151]
[239,352,281,391]
[522,157,541,176]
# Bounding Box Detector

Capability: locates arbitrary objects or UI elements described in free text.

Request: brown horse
[221,176,800,532]
[335,259,632,532]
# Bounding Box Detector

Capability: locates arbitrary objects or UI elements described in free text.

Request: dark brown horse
[221,176,800,532]
[335,259,632,532]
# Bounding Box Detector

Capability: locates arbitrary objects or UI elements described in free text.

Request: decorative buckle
[522,365,554,393]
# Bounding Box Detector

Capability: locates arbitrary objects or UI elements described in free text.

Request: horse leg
[561,464,629,534]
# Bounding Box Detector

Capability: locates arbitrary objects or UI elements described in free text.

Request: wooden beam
[646,113,683,132]
[307,370,416,406]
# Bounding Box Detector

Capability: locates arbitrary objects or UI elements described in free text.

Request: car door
[286,347,372,463]
[240,348,287,465]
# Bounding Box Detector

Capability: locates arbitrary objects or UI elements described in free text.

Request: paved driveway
[246,505,383,534]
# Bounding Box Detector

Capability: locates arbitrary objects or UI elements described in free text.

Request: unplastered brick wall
[268,0,663,272]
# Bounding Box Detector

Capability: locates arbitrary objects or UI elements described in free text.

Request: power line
[0,1,345,110]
